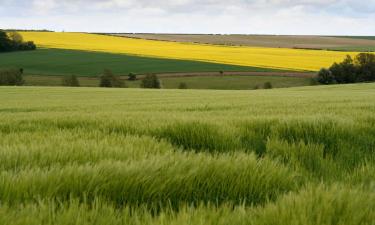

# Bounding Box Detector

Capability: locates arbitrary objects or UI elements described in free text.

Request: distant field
[118,33,375,51]
[332,36,375,41]
[19,32,358,71]
[329,46,375,52]
[0,49,267,76]
[24,74,312,89]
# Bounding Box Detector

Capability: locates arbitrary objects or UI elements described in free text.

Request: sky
[0,0,374,35]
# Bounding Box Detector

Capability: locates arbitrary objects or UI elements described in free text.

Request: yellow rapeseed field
[20,32,357,71]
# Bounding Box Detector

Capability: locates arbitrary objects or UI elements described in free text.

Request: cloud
[0,0,374,35]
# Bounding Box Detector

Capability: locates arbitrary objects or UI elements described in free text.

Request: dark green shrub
[178,82,188,89]
[141,74,161,89]
[0,30,36,52]
[330,56,357,83]
[62,75,80,87]
[18,41,36,51]
[99,69,126,88]
[0,68,24,86]
[317,68,335,84]
[0,30,13,52]
[355,53,375,82]
[128,73,137,81]
[263,82,273,89]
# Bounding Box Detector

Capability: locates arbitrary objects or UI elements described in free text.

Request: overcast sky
[0,0,374,35]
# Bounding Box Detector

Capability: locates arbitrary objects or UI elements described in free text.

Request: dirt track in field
[113,34,375,50]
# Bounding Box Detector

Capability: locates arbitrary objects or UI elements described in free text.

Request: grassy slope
[0,84,375,224]
[24,74,312,89]
[0,49,275,76]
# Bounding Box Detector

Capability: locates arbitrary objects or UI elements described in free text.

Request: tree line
[317,53,375,84]
[1,68,163,89]
[0,30,36,52]
[0,68,24,86]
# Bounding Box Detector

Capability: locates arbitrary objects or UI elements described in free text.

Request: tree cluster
[62,75,80,87]
[141,74,162,89]
[99,69,126,88]
[0,30,36,52]
[317,53,375,84]
[0,68,24,86]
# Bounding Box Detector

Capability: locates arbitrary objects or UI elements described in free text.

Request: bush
[0,68,24,86]
[317,68,335,84]
[62,75,80,87]
[99,69,126,88]
[178,82,188,89]
[18,41,36,51]
[263,82,273,89]
[128,73,137,81]
[141,74,162,89]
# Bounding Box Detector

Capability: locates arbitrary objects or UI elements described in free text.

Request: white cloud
[0,0,374,35]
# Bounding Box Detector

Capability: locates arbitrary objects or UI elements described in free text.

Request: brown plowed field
[113,34,375,50]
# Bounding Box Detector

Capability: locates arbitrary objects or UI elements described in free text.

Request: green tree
[8,32,23,44]
[178,82,188,89]
[355,53,375,82]
[263,82,273,89]
[141,74,162,89]
[317,68,335,84]
[0,30,36,52]
[318,53,375,85]
[0,30,13,52]
[62,75,80,87]
[330,55,357,83]
[0,68,24,86]
[99,69,126,88]
[128,73,137,81]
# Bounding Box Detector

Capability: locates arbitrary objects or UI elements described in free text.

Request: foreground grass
[0,84,374,224]
[1,185,374,225]
[24,74,312,89]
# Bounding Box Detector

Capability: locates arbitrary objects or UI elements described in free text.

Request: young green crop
[0,84,374,224]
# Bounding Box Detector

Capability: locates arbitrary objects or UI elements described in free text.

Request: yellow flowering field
[20,32,357,71]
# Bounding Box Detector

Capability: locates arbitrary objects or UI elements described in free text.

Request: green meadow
[0,48,310,90]
[0,48,278,76]
[0,84,374,224]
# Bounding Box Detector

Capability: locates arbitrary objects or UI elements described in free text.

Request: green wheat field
[0,84,375,224]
